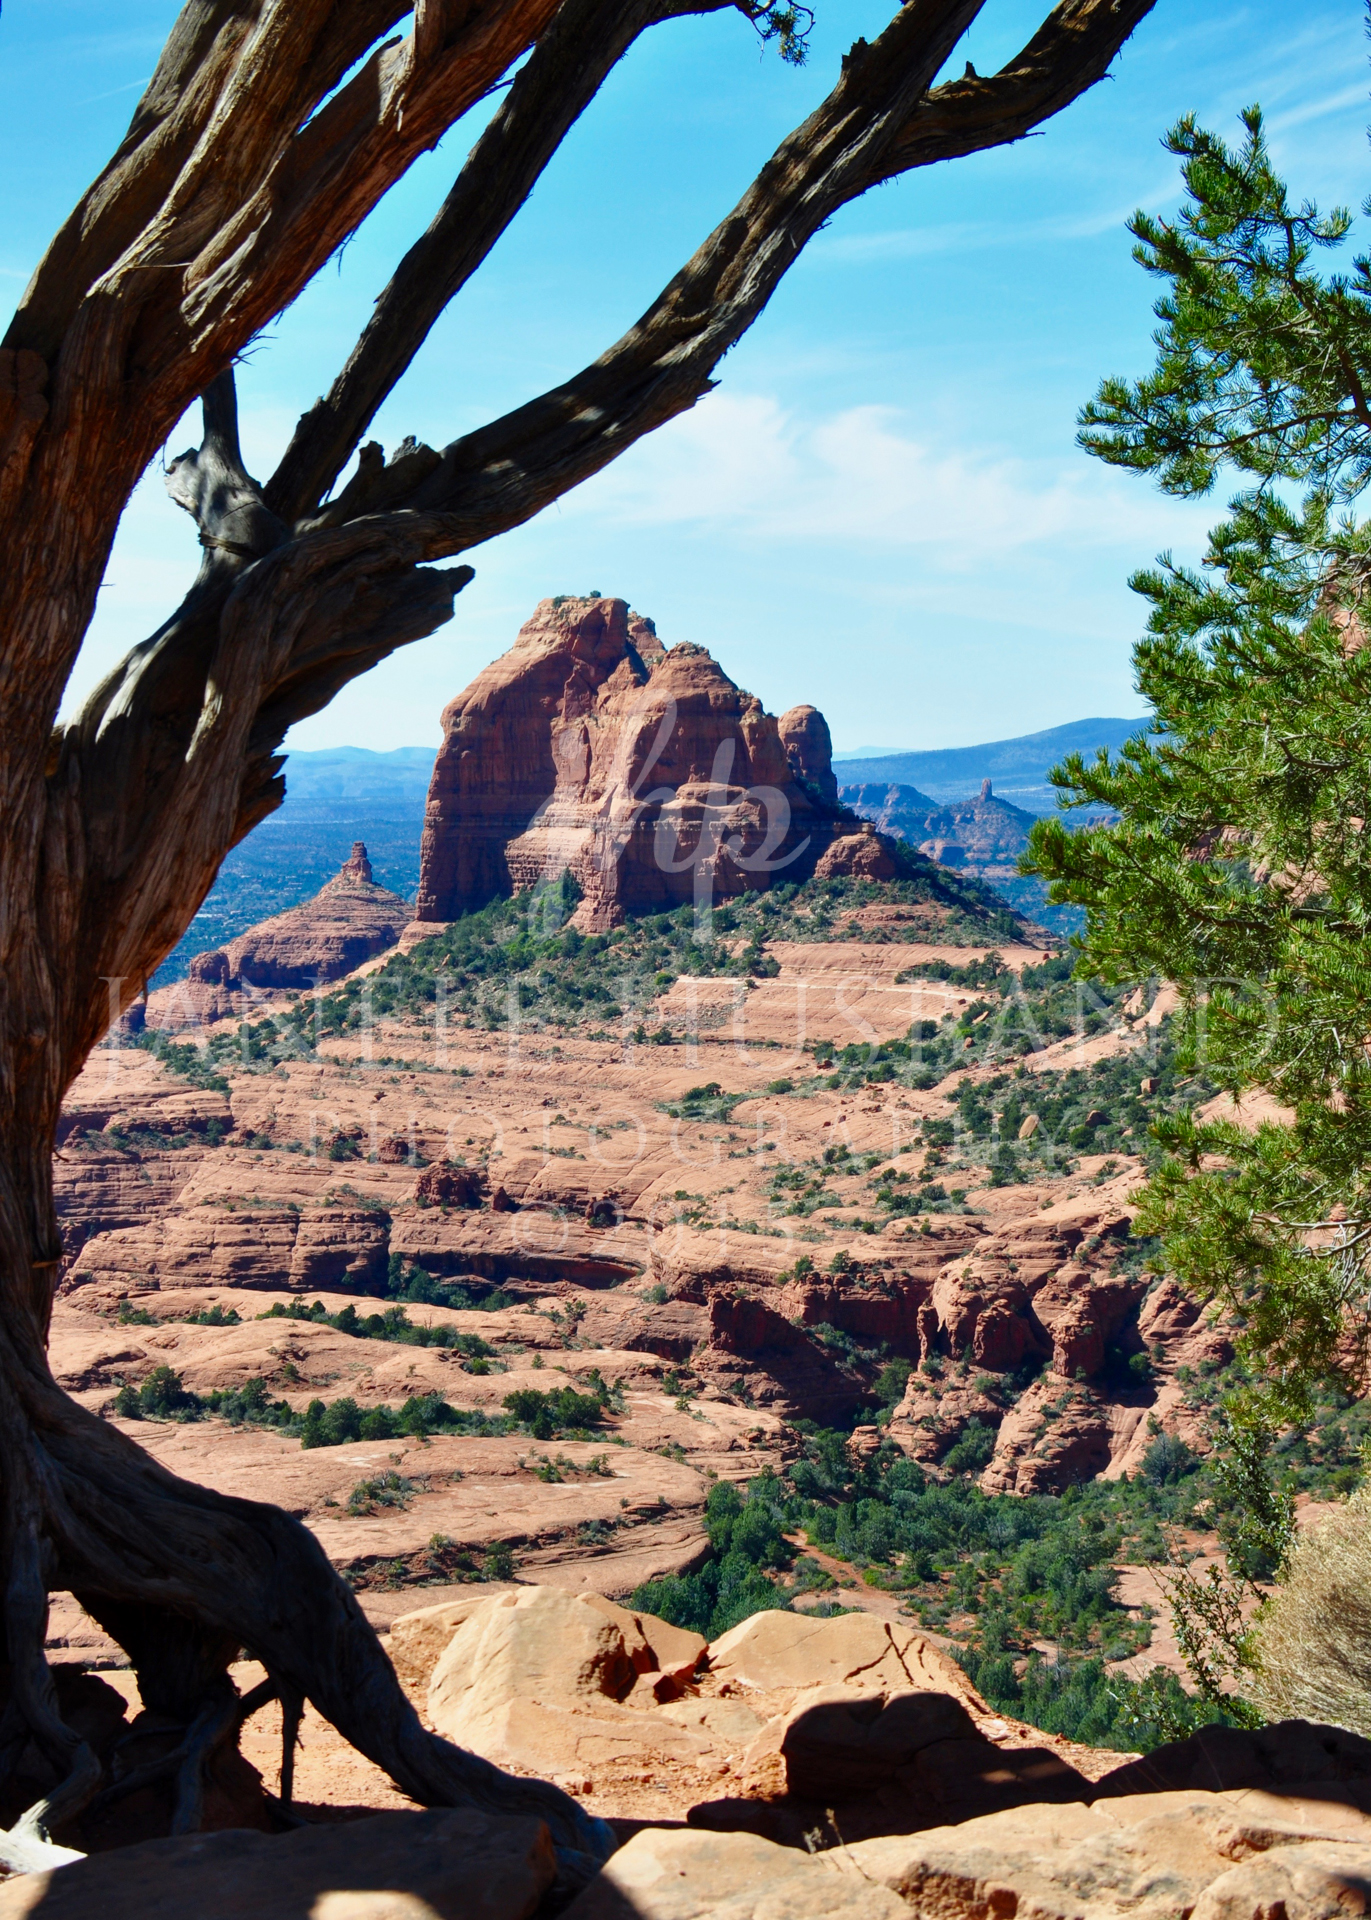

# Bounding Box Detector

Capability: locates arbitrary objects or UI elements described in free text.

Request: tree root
[0,1503,101,1871]
[279,1685,303,1808]
[91,1674,277,1828]
[0,1349,615,1879]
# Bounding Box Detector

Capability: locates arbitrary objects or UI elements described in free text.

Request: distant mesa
[150,843,410,1029]
[415,595,900,929]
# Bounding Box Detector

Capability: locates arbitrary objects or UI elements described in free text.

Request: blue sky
[4,3,1369,754]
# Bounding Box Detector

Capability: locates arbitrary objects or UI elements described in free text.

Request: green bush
[261,1298,493,1355]
[960,1643,1235,1751]
[114,1365,201,1420]
[631,1478,796,1638]
[501,1385,606,1438]
[942,1419,997,1475]
[299,1392,501,1448]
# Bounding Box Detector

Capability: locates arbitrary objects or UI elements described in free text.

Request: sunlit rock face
[149,843,411,1030]
[414,596,878,929]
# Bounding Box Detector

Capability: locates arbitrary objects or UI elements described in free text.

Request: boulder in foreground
[567,1789,1371,1920]
[427,1585,712,1779]
[563,1825,906,1920]
[845,1787,1371,1920]
[0,1807,554,1920]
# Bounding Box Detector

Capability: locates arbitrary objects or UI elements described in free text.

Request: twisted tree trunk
[0,0,1156,1872]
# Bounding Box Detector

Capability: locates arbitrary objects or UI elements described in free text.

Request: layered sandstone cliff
[415,597,890,929]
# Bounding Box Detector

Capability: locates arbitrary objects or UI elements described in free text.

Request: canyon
[55,907,1218,1621]
[20,603,1307,1907]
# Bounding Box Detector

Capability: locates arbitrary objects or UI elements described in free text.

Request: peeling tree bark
[0,0,1156,1870]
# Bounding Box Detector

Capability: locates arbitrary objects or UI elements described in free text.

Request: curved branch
[56,525,470,1071]
[58,0,987,1020]
[873,0,1160,179]
[346,0,1153,548]
[7,2,412,361]
[267,0,733,522]
[93,0,566,402]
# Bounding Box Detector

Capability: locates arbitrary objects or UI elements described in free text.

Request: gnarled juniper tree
[0,0,1153,1872]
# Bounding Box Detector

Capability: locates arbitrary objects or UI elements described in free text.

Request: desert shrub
[1249,1483,1371,1737]
[261,1298,493,1355]
[942,1419,997,1475]
[875,1358,912,1408]
[184,1303,241,1326]
[630,1477,795,1639]
[114,1365,202,1420]
[299,1392,503,1448]
[1141,1432,1198,1485]
[500,1385,606,1438]
[347,1471,417,1515]
[960,1644,1234,1752]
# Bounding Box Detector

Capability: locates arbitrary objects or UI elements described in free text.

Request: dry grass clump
[1250,1482,1371,1736]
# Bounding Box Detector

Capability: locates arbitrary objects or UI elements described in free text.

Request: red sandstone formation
[221,841,410,986]
[415,596,887,929]
[778,704,838,806]
[147,843,410,1030]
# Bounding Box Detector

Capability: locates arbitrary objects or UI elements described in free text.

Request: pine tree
[1031,104,1371,1419]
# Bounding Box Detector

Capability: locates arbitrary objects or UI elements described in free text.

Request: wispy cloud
[558,390,1210,569]
[808,169,1185,268]
[1266,83,1370,137]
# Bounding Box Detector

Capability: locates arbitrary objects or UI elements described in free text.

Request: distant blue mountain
[832,716,1149,811]
[278,744,437,802]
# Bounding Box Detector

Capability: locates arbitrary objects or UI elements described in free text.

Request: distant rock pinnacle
[340,841,374,883]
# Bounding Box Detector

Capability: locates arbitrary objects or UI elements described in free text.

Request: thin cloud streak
[557,391,1210,569]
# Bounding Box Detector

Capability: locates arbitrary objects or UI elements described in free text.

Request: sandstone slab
[706,1609,978,1707]
[427,1586,715,1782]
[845,1789,1371,1920]
[392,1588,704,1695]
[1192,1841,1371,1920]
[563,1826,906,1920]
[770,1683,980,1799]
[0,1807,554,1920]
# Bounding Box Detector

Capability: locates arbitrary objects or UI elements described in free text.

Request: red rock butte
[414,596,896,930]
[189,841,410,994]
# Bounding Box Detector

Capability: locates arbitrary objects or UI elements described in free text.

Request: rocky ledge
[11,1594,1371,1920]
